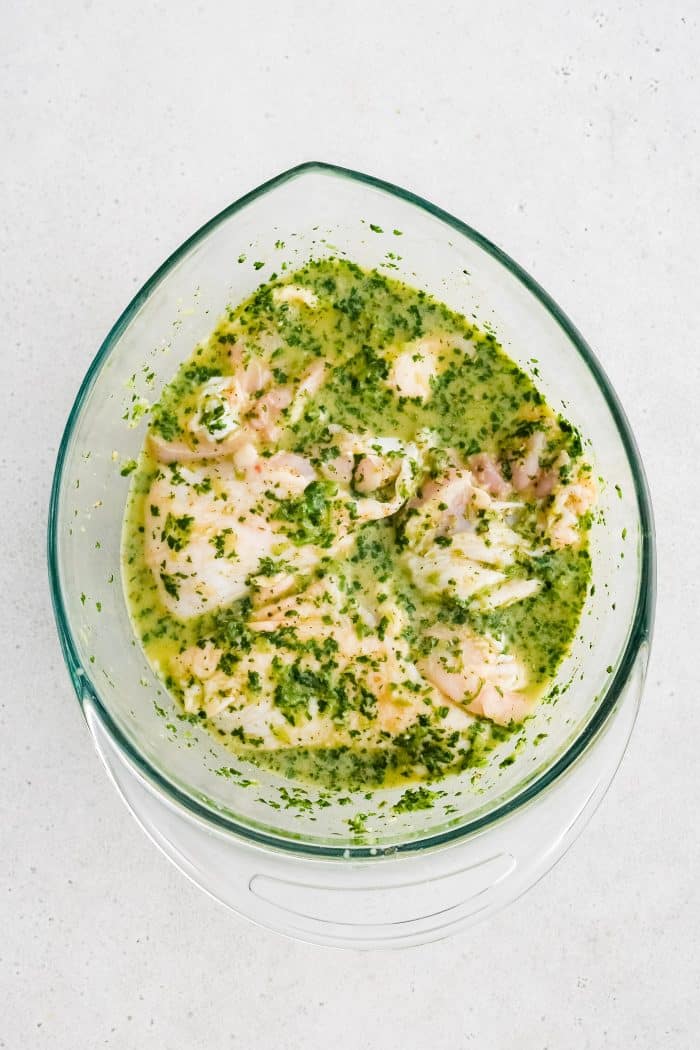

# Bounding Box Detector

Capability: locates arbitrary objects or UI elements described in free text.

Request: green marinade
[122,258,592,790]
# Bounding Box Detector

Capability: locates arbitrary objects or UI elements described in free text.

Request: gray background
[2,2,697,1047]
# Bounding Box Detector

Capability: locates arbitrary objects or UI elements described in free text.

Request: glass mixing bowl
[48,163,654,947]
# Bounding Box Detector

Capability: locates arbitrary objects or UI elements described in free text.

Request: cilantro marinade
[123,258,594,790]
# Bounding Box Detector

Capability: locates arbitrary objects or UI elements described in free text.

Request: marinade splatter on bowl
[122,258,595,789]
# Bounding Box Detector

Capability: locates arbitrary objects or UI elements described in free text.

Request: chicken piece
[403,467,492,549]
[469,452,511,499]
[231,441,259,472]
[510,429,568,500]
[318,429,423,524]
[171,572,476,749]
[386,332,474,401]
[405,544,508,603]
[147,431,223,465]
[172,578,442,748]
[248,576,350,635]
[172,642,298,734]
[148,349,326,461]
[286,359,327,423]
[248,570,299,609]
[405,541,539,609]
[227,346,273,395]
[402,465,540,608]
[148,375,253,464]
[173,638,352,748]
[467,683,534,725]
[545,467,597,548]
[251,577,476,740]
[502,418,598,547]
[246,360,326,442]
[469,428,597,550]
[273,284,319,309]
[144,453,322,618]
[387,342,439,400]
[174,640,221,687]
[353,453,401,495]
[188,376,249,442]
[145,461,271,618]
[404,466,527,559]
[251,328,285,355]
[478,577,541,610]
[419,626,533,727]
[249,576,385,645]
[171,641,229,716]
[245,386,293,443]
[147,347,272,463]
[247,450,316,494]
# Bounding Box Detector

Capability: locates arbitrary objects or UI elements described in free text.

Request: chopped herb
[393,786,440,812]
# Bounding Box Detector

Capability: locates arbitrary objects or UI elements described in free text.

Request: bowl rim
[48,161,656,858]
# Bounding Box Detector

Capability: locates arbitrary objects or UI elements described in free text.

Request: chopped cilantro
[273,480,337,547]
[393,786,439,813]
[161,513,194,552]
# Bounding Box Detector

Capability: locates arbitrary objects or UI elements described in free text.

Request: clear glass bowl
[48,163,654,946]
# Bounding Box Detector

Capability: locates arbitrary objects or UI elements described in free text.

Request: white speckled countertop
[2,2,698,1047]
